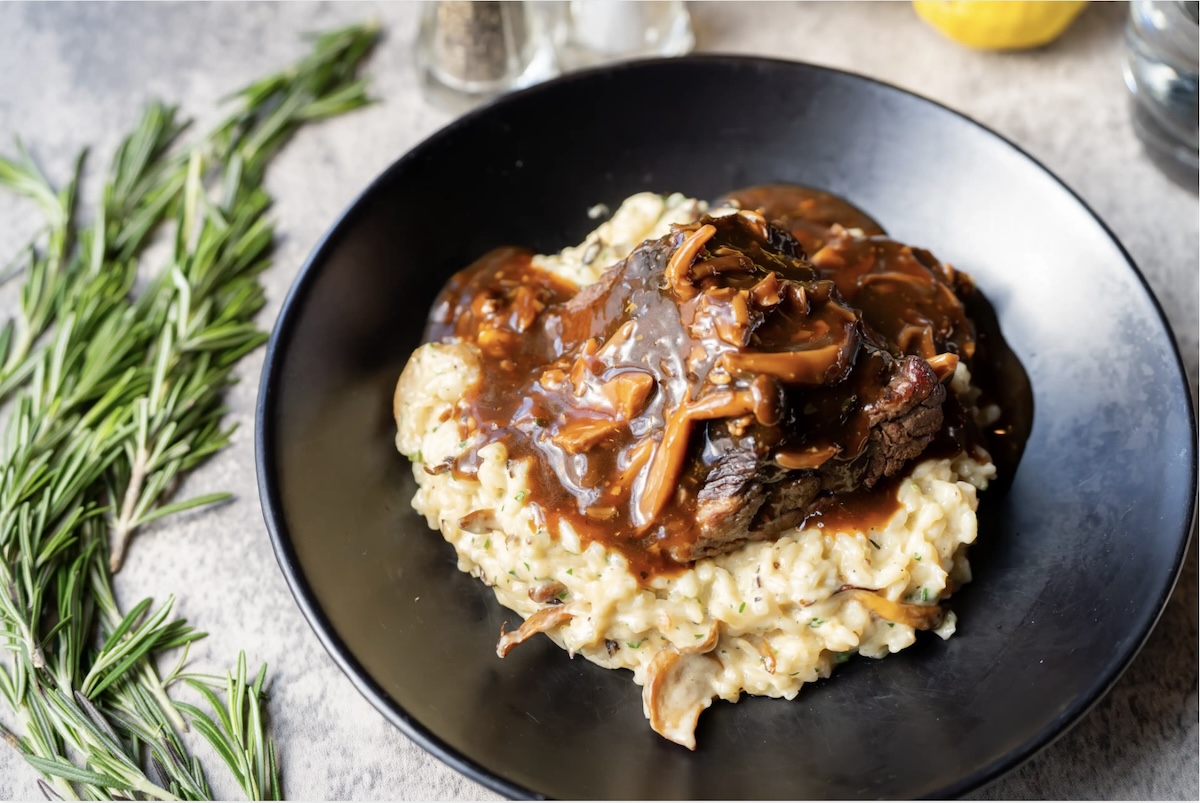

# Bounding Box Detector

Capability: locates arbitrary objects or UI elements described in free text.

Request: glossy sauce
[804,474,905,533]
[719,183,886,255]
[423,185,1022,578]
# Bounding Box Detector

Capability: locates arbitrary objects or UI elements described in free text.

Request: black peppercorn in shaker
[416,1,557,112]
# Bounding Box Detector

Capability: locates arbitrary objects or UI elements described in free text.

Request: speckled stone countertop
[0,2,1195,799]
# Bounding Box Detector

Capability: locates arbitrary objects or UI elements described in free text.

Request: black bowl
[255,56,1196,799]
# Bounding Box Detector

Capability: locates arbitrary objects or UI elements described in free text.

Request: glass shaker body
[552,0,694,72]
[415,1,558,112]
[1124,1,1199,177]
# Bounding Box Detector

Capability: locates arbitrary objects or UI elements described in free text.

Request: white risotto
[394,193,996,748]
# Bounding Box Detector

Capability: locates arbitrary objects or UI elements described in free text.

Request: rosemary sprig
[0,22,379,800]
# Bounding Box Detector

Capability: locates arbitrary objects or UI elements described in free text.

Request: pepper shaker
[415,1,558,112]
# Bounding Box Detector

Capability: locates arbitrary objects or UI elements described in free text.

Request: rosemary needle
[0,23,379,800]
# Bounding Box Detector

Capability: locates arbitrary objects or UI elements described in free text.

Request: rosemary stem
[140,662,187,734]
[8,708,78,801]
[127,775,182,802]
[110,445,149,573]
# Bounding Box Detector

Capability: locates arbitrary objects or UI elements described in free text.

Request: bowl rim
[254,52,1198,800]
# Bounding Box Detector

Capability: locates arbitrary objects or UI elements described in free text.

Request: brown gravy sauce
[423,185,1030,579]
[803,474,905,534]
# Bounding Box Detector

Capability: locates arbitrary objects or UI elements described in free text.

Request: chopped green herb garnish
[809,617,825,628]
[523,562,530,571]
[887,622,895,628]
[566,568,573,575]
[514,489,527,502]
[835,651,852,664]
[627,640,645,649]
[483,537,491,549]
[738,602,746,613]
[458,440,468,449]
[409,450,423,463]
[922,587,931,602]
[508,569,518,578]
[694,634,704,640]
[914,553,922,561]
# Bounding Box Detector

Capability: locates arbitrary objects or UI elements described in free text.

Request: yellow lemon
[913,1,1089,50]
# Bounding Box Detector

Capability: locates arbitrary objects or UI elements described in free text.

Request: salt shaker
[552,0,695,72]
[415,1,558,112]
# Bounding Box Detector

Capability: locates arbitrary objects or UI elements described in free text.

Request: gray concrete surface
[0,2,1195,799]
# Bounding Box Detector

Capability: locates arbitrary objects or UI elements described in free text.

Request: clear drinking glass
[1124,1,1199,180]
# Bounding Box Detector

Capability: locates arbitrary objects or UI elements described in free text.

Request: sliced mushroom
[836,586,945,630]
[720,343,845,384]
[681,622,720,655]
[690,254,754,279]
[748,272,784,308]
[747,634,777,674]
[552,416,624,454]
[458,510,497,534]
[664,224,717,299]
[635,390,758,526]
[423,458,455,476]
[895,323,937,360]
[528,580,567,605]
[735,208,769,241]
[496,606,575,658]
[925,352,960,383]
[601,371,656,420]
[642,646,722,750]
[774,443,840,470]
